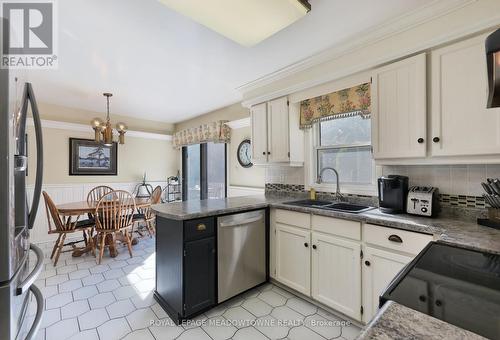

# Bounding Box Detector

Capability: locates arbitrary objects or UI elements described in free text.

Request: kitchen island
[152,196,277,324]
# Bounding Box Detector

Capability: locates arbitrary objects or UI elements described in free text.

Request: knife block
[477,208,500,230]
[488,208,500,221]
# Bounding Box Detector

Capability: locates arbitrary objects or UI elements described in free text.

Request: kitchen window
[182,142,227,201]
[314,115,375,191]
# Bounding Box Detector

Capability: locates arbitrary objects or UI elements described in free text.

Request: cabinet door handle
[388,234,403,243]
[262,151,266,155]
[417,138,424,144]
[267,151,271,155]
[433,137,440,143]
[312,245,317,250]
[196,223,206,231]
[304,242,308,248]
[365,260,371,266]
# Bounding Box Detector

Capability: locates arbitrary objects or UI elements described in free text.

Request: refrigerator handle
[26,83,43,230]
[16,244,43,296]
[25,284,44,340]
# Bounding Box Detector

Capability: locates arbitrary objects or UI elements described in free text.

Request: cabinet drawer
[312,215,361,240]
[184,217,215,241]
[275,209,310,229]
[364,224,432,255]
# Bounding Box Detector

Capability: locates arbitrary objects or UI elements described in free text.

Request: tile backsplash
[381,164,499,197]
[264,164,499,215]
[265,166,305,185]
[265,164,498,197]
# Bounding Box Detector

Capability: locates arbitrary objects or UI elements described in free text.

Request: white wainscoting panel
[228,185,265,197]
[27,181,166,244]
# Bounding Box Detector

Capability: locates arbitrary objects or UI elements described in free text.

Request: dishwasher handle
[219,214,263,228]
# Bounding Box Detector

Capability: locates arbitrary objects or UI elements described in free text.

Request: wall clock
[237,139,253,168]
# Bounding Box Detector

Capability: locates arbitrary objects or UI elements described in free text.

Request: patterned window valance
[173,121,231,149]
[299,83,371,129]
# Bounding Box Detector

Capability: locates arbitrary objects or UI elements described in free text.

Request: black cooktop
[381,242,500,339]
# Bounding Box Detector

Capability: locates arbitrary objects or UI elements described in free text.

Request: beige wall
[39,102,175,135]
[174,102,248,132]
[229,126,265,188]
[27,125,179,185]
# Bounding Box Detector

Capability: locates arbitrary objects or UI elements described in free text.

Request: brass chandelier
[91,93,127,145]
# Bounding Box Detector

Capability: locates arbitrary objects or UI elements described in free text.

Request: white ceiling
[27,0,434,123]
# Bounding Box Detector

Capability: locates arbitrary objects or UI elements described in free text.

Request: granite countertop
[356,301,486,340]
[152,195,287,220]
[153,195,500,255]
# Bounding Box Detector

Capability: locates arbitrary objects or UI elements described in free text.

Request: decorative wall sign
[69,138,117,175]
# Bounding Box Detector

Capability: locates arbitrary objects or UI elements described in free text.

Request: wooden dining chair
[43,191,95,266]
[133,185,162,237]
[94,190,136,264]
[87,185,114,204]
[84,186,115,246]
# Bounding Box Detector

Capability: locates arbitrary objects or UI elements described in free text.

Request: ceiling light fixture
[91,93,127,146]
[158,0,311,47]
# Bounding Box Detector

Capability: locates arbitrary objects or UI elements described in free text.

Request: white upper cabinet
[250,97,304,166]
[431,34,500,157]
[268,97,290,163]
[250,102,268,164]
[372,53,427,159]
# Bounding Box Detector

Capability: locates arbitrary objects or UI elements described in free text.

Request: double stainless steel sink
[284,199,374,213]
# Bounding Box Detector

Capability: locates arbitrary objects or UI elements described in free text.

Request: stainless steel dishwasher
[217,210,266,303]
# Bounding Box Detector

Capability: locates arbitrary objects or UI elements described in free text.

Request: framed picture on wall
[69,138,118,175]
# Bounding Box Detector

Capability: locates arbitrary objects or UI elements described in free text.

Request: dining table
[57,197,151,258]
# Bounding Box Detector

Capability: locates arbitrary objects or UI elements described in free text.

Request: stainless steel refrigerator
[0,25,45,340]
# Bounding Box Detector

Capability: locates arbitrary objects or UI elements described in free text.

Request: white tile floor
[28,237,361,340]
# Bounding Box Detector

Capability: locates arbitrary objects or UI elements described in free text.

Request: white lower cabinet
[271,210,432,324]
[311,232,361,320]
[275,223,311,295]
[361,246,413,323]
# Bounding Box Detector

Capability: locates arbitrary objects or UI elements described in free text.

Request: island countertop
[356,301,486,340]
[152,195,287,220]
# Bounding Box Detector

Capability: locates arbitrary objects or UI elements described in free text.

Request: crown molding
[241,2,500,108]
[237,0,478,99]
[27,119,173,141]
[225,117,250,129]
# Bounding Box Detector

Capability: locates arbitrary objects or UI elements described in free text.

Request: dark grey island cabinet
[154,216,217,324]
[153,207,269,325]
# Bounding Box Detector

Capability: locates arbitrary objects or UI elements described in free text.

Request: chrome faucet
[317,167,344,200]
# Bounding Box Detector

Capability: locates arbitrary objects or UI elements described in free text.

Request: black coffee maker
[378,175,409,214]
